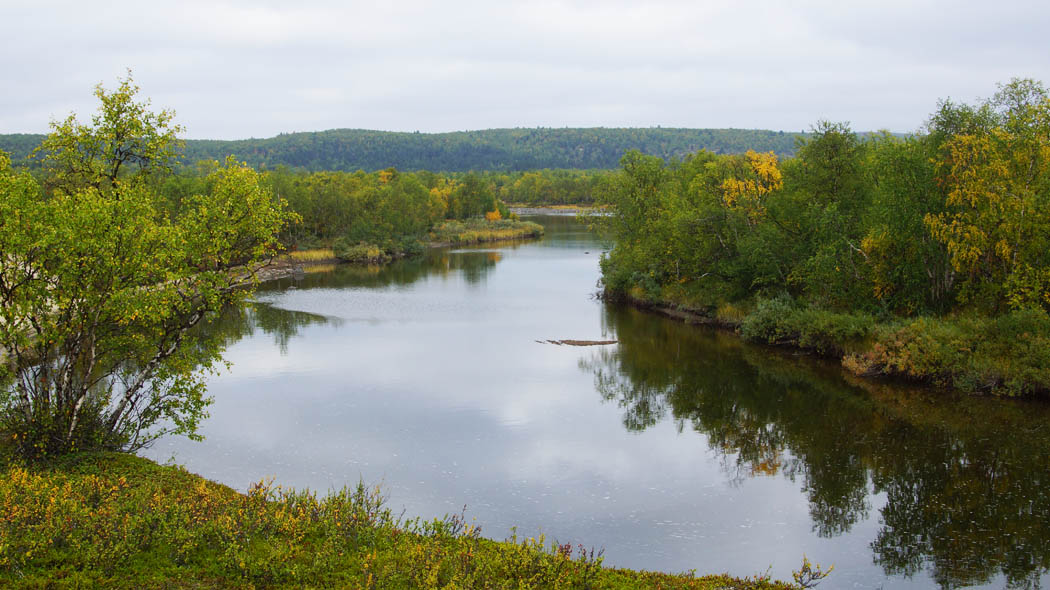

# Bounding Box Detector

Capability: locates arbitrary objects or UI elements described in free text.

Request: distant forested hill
[0,134,48,163]
[0,127,803,172]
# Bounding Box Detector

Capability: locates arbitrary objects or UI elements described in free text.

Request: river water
[143,214,1050,589]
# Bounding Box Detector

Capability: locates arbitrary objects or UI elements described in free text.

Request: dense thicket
[478,169,609,205]
[595,79,1050,396]
[156,166,524,256]
[1,127,803,172]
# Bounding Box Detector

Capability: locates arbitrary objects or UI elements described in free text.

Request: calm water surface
[144,215,1050,589]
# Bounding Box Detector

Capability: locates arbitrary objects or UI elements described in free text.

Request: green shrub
[790,308,875,355]
[739,296,797,345]
[740,298,875,356]
[333,239,391,264]
[848,308,1050,396]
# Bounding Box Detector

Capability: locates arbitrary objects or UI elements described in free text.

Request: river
[143,214,1050,589]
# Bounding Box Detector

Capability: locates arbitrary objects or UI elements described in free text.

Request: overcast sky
[3,0,1048,139]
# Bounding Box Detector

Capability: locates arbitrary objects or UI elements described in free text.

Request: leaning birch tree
[0,75,294,459]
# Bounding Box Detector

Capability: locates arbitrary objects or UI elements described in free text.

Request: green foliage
[0,77,294,460]
[196,165,527,255]
[333,240,392,264]
[924,79,1050,312]
[860,132,952,314]
[0,127,806,173]
[593,148,789,306]
[596,78,1050,395]
[785,121,874,307]
[33,73,184,195]
[148,161,552,275]
[490,168,611,205]
[739,297,875,356]
[850,308,1050,396]
[0,453,802,589]
[448,173,497,219]
[429,218,545,246]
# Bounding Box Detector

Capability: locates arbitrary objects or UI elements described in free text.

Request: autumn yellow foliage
[720,150,783,221]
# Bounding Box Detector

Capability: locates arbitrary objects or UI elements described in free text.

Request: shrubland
[594,79,1050,396]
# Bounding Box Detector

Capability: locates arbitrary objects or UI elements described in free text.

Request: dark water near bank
[144,215,1050,589]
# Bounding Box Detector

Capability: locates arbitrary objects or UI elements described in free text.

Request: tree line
[0,127,804,173]
[595,79,1050,396]
[157,165,562,257]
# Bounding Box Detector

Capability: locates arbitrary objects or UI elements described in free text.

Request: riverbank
[616,291,1050,398]
[266,218,546,279]
[427,217,544,247]
[509,204,604,216]
[0,453,802,589]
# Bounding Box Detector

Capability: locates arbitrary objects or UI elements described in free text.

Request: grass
[285,248,337,263]
[430,218,544,247]
[844,308,1050,396]
[0,452,803,589]
[734,298,1050,396]
[506,204,605,210]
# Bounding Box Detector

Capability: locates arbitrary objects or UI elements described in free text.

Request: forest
[0,127,802,172]
[156,165,556,262]
[594,78,1050,397]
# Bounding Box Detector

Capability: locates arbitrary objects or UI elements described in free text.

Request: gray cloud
[3,0,1048,138]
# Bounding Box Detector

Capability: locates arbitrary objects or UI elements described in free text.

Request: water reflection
[587,304,1050,588]
[152,214,1050,589]
[259,248,504,294]
[207,302,339,354]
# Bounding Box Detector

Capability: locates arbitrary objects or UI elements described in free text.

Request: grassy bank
[429,218,544,247]
[279,219,546,268]
[621,289,1050,398]
[0,453,800,589]
[286,248,338,263]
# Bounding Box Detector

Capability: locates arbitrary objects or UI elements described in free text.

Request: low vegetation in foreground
[595,78,1050,397]
[0,453,805,590]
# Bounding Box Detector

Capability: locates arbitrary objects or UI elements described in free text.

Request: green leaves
[35,72,184,196]
[0,77,294,459]
[598,79,1050,320]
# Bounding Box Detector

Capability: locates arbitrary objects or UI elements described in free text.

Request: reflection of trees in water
[257,249,503,292]
[211,247,507,356]
[869,416,1050,589]
[585,304,1050,588]
[202,302,338,355]
[582,307,871,537]
[440,251,502,286]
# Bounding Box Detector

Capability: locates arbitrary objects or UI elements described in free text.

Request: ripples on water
[144,215,1050,589]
